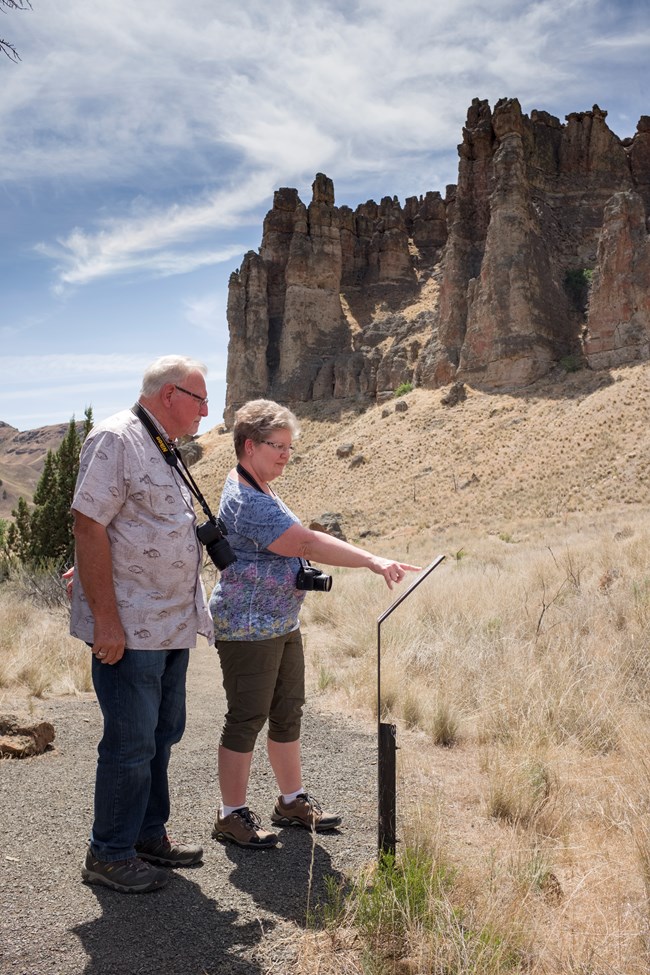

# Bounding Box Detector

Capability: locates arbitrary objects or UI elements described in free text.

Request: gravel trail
[0,644,377,975]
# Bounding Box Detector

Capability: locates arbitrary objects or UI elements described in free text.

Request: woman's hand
[268,524,421,587]
[370,558,421,589]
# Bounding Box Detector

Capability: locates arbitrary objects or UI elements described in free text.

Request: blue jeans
[90,648,189,862]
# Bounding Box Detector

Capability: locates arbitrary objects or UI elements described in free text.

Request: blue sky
[1,0,648,432]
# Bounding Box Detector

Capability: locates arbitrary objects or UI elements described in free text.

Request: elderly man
[71,355,214,894]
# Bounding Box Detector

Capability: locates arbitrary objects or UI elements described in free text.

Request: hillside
[194,360,650,545]
[4,359,648,541]
[0,421,76,520]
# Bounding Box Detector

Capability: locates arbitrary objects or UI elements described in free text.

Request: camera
[296,562,332,592]
[196,517,237,571]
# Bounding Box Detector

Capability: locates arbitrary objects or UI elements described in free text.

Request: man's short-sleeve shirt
[209,476,305,641]
[70,408,213,650]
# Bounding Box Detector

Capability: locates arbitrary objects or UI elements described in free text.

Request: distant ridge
[0,421,78,519]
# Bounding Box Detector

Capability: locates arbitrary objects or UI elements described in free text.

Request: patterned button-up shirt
[70,407,213,650]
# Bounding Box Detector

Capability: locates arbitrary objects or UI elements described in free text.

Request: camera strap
[235,463,266,493]
[236,462,312,570]
[131,403,215,522]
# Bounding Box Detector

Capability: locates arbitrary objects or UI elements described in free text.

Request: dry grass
[294,514,650,973]
[0,588,91,701]
[195,361,650,544]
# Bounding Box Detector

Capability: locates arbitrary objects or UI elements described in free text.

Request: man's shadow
[72,870,270,975]
[222,827,348,926]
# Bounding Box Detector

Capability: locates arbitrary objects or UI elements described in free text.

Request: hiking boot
[271,792,342,832]
[212,807,279,849]
[135,833,203,867]
[81,847,168,894]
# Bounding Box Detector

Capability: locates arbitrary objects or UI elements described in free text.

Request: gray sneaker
[81,847,168,893]
[135,833,203,867]
[271,792,342,832]
[212,807,278,849]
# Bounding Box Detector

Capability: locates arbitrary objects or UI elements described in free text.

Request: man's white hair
[139,355,208,398]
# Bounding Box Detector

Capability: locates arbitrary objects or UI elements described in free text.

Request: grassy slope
[195,360,650,546]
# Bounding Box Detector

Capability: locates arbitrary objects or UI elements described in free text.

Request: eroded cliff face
[224,98,650,424]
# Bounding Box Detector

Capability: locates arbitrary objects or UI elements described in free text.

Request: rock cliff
[224,98,650,424]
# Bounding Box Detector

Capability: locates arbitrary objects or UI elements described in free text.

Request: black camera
[296,562,332,592]
[196,517,237,571]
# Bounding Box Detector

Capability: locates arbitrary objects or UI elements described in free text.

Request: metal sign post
[377,555,446,857]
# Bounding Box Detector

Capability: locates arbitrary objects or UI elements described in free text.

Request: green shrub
[394,381,414,398]
[564,268,594,315]
[326,849,524,973]
[559,354,582,373]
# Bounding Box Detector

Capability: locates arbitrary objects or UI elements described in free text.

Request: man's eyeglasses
[174,384,208,407]
[261,440,294,453]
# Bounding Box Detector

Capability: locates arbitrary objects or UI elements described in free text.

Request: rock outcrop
[583,191,650,368]
[224,99,650,424]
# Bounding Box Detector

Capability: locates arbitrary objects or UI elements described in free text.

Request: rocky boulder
[0,713,55,758]
[308,513,346,541]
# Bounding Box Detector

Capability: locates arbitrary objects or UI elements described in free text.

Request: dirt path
[0,643,378,975]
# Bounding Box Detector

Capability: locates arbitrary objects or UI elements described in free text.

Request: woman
[210,399,420,848]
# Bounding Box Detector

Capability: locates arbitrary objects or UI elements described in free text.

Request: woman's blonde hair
[233,399,300,458]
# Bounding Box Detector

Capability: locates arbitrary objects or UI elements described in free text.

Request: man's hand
[91,619,126,665]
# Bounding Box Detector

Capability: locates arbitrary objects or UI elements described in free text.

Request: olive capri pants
[216,629,305,753]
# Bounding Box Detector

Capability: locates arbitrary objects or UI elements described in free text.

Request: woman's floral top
[209,476,305,641]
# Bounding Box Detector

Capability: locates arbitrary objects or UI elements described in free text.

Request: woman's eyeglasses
[260,440,294,453]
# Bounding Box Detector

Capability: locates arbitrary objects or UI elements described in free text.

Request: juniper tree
[5,495,32,562]
[28,448,61,562]
[6,406,93,567]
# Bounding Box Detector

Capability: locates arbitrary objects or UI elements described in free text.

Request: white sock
[220,803,246,818]
[282,787,304,804]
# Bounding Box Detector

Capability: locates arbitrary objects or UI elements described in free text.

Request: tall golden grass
[298,513,650,973]
[0,587,91,700]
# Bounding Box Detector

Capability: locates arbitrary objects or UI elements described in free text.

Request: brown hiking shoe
[81,847,168,894]
[212,807,279,849]
[271,792,342,832]
[135,833,203,867]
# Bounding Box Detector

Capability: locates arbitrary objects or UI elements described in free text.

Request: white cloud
[0,354,153,386]
[35,174,276,287]
[183,294,228,335]
[0,352,227,385]
[0,352,228,430]
[2,0,647,291]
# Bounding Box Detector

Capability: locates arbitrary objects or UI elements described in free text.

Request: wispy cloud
[36,174,275,287]
[0,353,227,428]
[183,293,229,335]
[0,353,226,384]
[0,354,153,386]
[3,0,648,292]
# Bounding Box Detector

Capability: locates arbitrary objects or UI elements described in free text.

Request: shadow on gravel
[72,871,270,975]
[223,829,345,925]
